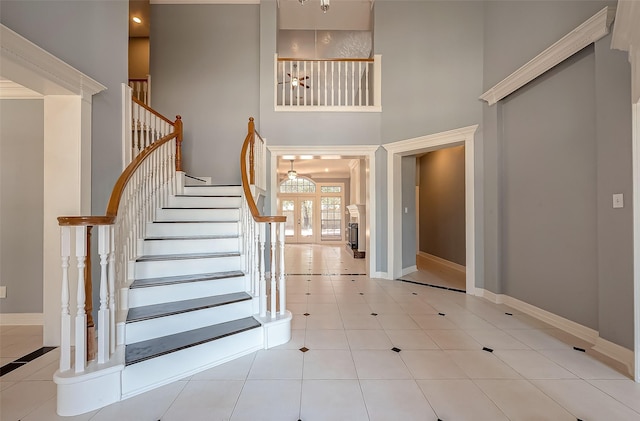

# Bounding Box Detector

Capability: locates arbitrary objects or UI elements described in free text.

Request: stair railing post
[85,226,96,362]
[97,224,110,364]
[270,223,277,319]
[174,115,183,172]
[60,226,71,372]
[108,224,116,353]
[74,226,87,373]
[278,221,286,316]
[259,223,267,318]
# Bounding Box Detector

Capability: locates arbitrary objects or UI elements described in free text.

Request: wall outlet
[613,193,624,209]
[0,286,6,298]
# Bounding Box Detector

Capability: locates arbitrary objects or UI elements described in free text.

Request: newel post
[248,117,255,185]
[174,115,183,172]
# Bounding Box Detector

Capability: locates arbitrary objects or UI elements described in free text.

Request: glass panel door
[299,199,314,242]
[321,196,342,241]
[280,197,314,243]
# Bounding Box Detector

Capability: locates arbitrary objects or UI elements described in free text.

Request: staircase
[54,115,290,416]
[120,184,263,397]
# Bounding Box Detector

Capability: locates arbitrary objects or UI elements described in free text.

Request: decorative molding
[611,0,640,103]
[383,125,478,155]
[0,78,43,99]
[275,106,382,113]
[480,6,616,106]
[0,313,44,325]
[417,251,465,274]
[0,24,105,99]
[475,288,633,376]
[151,0,260,4]
[268,145,379,156]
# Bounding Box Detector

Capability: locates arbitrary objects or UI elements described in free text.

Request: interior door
[281,197,314,243]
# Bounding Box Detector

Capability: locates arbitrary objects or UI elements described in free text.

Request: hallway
[2,244,640,420]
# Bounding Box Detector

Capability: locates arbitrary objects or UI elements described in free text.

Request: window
[320,186,341,193]
[321,196,342,241]
[280,177,316,193]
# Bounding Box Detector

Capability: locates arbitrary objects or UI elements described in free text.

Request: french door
[281,197,315,243]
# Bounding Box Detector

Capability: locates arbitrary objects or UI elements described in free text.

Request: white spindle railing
[57,130,178,375]
[122,83,176,168]
[129,76,151,106]
[275,54,382,110]
[241,118,288,320]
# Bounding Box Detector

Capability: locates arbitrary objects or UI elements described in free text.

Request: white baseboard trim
[475,288,633,376]
[372,271,389,279]
[401,265,417,277]
[417,251,466,274]
[0,313,44,325]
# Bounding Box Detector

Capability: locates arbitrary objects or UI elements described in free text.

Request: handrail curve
[240,117,285,224]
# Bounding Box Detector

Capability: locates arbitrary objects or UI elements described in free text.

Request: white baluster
[108,224,116,354]
[278,221,286,316]
[270,223,277,319]
[60,226,71,372]
[74,226,87,373]
[259,223,267,318]
[97,225,110,364]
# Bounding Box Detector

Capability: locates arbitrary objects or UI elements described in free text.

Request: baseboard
[372,271,389,279]
[417,252,466,274]
[401,265,417,277]
[0,313,44,325]
[475,288,633,376]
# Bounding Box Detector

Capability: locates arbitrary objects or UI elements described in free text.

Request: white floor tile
[376,314,421,330]
[446,350,521,379]
[411,314,459,330]
[231,379,301,420]
[162,380,243,421]
[190,353,255,380]
[302,349,357,379]
[304,329,349,349]
[346,329,393,350]
[20,396,97,421]
[540,349,630,379]
[0,380,56,421]
[247,349,303,379]
[341,313,383,330]
[589,379,640,414]
[385,329,439,350]
[300,379,369,421]
[425,329,481,350]
[494,349,577,379]
[400,350,468,379]
[464,329,530,350]
[361,379,438,420]
[417,379,509,420]
[503,328,575,350]
[352,350,412,379]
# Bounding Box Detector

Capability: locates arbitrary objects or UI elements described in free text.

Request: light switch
[613,193,624,209]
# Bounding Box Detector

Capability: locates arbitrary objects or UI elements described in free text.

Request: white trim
[401,265,417,277]
[0,24,106,99]
[0,313,44,325]
[268,145,378,277]
[417,251,466,274]
[151,0,260,4]
[475,288,633,376]
[611,0,640,103]
[480,6,615,105]
[275,106,382,113]
[383,125,478,295]
[634,100,640,381]
[372,271,388,279]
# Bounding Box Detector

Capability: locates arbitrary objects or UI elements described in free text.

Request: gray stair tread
[126,291,251,323]
[144,234,238,241]
[130,270,244,289]
[125,316,260,366]
[136,252,239,262]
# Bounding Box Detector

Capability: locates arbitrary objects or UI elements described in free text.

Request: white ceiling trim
[151,0,260,4]
[0,79,42,99]
[480,6,616,106]
[0,24,105,99]
[611,0,640,104]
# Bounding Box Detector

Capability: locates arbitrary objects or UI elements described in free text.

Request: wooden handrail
[240,117,285,224]
[132,97,174,125]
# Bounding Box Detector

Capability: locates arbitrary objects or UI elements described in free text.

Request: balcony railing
[275,54,381,111]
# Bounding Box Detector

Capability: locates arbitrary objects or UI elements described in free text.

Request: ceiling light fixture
[320,0,329,13]
[288,160,298,180]
[132,16,142,24]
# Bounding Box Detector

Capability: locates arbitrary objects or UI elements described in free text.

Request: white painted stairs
[55,184,292,416]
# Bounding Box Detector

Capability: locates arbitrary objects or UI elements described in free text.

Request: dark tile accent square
[482,347,494,353]
[505,312,513,316]
[305,293,311,295]
[351,279,356,282]
[300,347,309,353]
[371,313,378,316]
[359,292,364,295]
[573,346,586,352]
[391,347,401,353]
[303,313,310,316]
[412,292,418,295]
[438,313,446,316]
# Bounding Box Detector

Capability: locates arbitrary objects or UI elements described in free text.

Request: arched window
[280,177,316,193]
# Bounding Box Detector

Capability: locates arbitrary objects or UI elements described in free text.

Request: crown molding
[0,79,43,99]
[151,0,260,4]
[611,0,640,104]
[480,6,616,106]
[383,125,478,155]
[0,24,105,99]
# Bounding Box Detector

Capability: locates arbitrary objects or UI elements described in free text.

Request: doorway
[281,196,315,243]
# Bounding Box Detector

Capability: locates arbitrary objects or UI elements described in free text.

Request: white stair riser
[168,195,241,208]
[122,327,262,398]
[134,255,241,279]
[128,275,247,307]
[182,186,242,196]
[154,208,240,222]
[125,300,253,344]
[146,222,239,238]
[142,237,240,256]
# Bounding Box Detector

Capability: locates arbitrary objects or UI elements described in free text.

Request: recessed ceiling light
[325,168,329,172]
[132,16,142,24]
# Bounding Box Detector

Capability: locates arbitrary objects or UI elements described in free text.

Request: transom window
[280,177,316,193]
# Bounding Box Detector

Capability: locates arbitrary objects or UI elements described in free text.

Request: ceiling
[277,155,356,180]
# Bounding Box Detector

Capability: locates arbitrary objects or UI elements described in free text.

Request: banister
[131,97,174,125]
[240,117,285,224]
[278,57,374,62]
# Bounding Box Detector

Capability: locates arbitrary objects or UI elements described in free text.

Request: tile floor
[2,244,640,420]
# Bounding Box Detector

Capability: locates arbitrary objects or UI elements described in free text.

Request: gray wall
[151,4,261,184]
[482,1,633,348]
[0,0,128,217]
[418,146,466,266]
[374,1,484,143]
[0,100,44,313]
[401,156,416,269]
